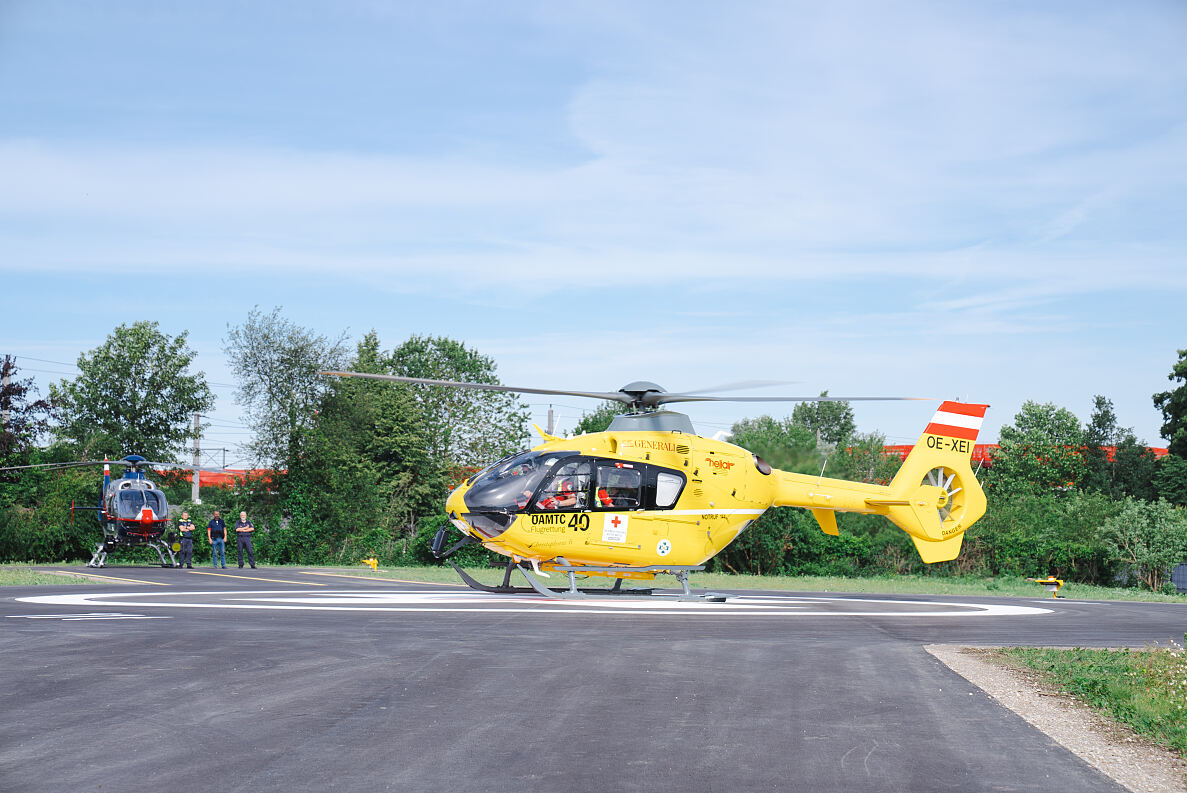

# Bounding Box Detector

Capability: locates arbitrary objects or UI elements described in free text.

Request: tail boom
[772,402,989,564]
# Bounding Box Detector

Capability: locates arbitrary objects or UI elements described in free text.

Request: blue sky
[2,1,1185,464]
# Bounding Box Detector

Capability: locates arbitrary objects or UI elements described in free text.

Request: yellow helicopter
[324,375,988,599]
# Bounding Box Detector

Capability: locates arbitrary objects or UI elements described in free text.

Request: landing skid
[450,560,729,602]
[86,540,178,568]
[86,543,108,568]
[149,540,179,568]
[449,561,652,596]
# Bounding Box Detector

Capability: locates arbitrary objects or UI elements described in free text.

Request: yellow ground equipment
[1033,576,1064,598]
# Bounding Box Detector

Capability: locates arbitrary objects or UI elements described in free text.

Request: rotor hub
[617,381,667,411]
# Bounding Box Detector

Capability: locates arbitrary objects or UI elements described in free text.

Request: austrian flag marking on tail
[924,401,988,442]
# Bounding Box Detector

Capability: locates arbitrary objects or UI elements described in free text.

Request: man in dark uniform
[177,511,196,568]
[207,510,227,568]
[235,511,256,569]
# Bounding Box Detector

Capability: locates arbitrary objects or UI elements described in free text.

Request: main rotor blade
[678,379,798,395]
[133,461,232,473]
[320,371,634,404]
[0,460,232,474]
[650,394,930,406]
[0,461,108,473]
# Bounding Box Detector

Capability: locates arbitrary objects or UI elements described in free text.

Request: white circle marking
[16,590,1054,617]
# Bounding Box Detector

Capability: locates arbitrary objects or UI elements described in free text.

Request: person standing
[207,510,227,569]
[177,511,196,569]
[235,511,256,569]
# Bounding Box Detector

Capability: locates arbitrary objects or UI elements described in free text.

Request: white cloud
[3,2,1184,449]
[3,2,1185,279]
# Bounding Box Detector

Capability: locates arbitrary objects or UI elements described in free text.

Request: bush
[962,488,1121,584]
[1104,498,1187,591]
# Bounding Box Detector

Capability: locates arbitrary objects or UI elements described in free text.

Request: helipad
[17,588,1054,617]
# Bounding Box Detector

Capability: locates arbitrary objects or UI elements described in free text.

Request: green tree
[343,332,445,518]
[1082,395,1120,495]
[386,335,529,468]
[1153,455,1187,506]
[259,331,463,565]
[1103,498,1187,591]
[1048,492,1125,584]
[0,465,98,562]
[572,401,625,435]
[50,322,214,460]
[1112,435,1158,501]
[1080,396,1157,500]
[224,307,349,466]
[988,401,1085,494]
[1153,349,1187,457]
[0,356,52,469]
[829,431,903,485]
[713,508,797,576]
[965,489,1120,583]
[791,391,855,447]
[729,415,818,474]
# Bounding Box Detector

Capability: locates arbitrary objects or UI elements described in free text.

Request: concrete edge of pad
[926,645,1186,793]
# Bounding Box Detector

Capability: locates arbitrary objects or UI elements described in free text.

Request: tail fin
[872,402,989,563]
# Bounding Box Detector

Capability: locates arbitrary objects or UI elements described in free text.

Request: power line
[5,354,237,388]
[11,367,76,377]
[3,355,79,368]
[524,401,610,412]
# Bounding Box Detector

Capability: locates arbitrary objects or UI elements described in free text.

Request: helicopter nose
[446,487,466,519]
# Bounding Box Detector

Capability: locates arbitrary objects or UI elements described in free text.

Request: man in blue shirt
[207,510,227,569]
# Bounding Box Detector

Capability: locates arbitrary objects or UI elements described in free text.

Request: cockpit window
[113,489,167,520]
[594,465,642,509]
[463,450,576,512]
[534,459,592,510]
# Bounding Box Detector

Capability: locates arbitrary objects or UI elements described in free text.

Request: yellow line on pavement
[53,570,171,586]
[301,571,459,586]
[188,570,324,586]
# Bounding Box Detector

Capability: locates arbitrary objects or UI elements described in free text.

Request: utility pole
[0,358,10,436]
[547,405,555,435]
[191,413,202,504]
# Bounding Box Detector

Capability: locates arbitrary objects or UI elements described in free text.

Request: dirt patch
[927,645,1187,793]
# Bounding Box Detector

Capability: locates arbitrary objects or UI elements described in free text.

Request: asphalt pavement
[2,565,1184,793]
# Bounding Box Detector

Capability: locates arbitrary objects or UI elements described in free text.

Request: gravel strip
[927,645,1186,793]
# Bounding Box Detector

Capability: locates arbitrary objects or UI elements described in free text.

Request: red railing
[881,444,1168,465]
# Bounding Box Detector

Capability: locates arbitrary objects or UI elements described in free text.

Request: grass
[0,565,91,586]
[990,644,1187,757]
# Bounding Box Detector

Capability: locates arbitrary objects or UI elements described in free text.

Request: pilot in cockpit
[537,477,578,510]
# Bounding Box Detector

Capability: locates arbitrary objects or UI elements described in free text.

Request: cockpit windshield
[114,489,167,520]
[463,450,576,512]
